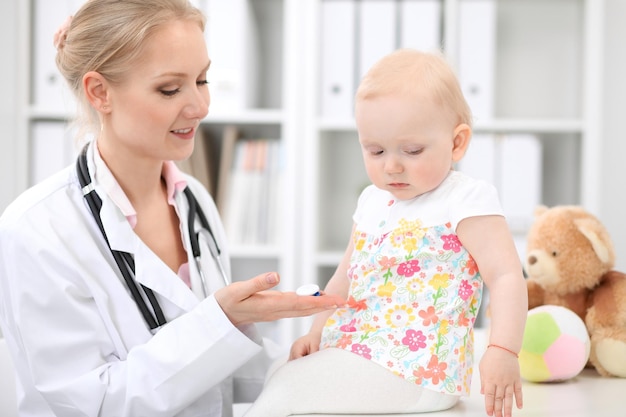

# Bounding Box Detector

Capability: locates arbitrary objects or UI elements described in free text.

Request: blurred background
[1,0,625,341]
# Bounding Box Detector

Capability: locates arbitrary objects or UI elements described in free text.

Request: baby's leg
[244,348,458,417]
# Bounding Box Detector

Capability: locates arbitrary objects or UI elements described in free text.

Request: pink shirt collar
[93,145,188,229]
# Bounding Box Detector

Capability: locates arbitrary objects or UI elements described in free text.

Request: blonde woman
[0,1,343,416]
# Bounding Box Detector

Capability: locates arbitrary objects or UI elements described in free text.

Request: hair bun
[53,15,73,50]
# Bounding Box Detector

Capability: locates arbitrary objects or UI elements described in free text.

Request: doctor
[0,1,344,416]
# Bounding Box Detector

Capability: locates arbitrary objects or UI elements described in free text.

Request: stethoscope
[76,144,230,330]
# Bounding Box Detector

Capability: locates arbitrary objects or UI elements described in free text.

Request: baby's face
[355,93,459,200]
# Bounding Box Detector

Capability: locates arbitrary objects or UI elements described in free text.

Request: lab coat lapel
[98,195,137,254]
[98,195,199,312]
[133,243,200,312]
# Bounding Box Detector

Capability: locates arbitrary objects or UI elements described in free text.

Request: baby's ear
[451,123,472,162]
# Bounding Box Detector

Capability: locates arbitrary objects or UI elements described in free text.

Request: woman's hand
[479,347,524,417]
[214,272,345,326]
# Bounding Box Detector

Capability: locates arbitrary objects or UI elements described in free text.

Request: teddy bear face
[525,206,614,296]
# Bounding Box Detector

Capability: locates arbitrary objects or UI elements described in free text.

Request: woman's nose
[185,87,210,120]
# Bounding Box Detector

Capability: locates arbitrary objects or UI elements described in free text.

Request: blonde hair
[355,49,472,127]
[55,0,205,140]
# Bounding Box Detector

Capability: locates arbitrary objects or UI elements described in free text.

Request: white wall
[600,0,626,271]
[0,1,20,212]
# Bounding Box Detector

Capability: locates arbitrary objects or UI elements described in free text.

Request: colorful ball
[519,305,590,382]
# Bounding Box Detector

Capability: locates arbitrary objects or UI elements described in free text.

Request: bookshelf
[14,0,605,343]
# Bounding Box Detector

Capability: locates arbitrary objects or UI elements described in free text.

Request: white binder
[204,0,259,112]
[459,133,542,235]
[399,0,443,52]
[320,0,357,120]
[32,0,82,111]
[458,0,497,121]
[30,121,75,186]
[358,0,397,80]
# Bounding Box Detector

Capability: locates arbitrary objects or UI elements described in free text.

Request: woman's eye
[160,88,180,97]
[197,80,209,87]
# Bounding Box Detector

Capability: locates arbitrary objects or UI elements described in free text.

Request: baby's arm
[290,225,355,360]
[457,215,527,417]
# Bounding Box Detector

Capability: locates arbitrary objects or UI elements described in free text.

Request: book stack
[220,136,282,247]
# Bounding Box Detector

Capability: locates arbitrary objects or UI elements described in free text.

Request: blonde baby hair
[355,49,473,128]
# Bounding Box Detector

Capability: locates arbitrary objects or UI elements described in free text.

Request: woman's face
[101,19,210,166]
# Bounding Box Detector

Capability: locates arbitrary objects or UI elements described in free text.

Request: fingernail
[265,273,277,284]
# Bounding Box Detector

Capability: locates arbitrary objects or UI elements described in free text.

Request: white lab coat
[0,144,279,416]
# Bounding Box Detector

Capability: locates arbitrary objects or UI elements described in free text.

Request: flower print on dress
[433,319,452,358]
[458,279,473,301]
[418,305,439,326]
[463,256,479,276]
[377,281,396,298]
[402,277,425,303]
[397,259,421,278]
[385,304,416,328]
[351,343,372,359]
[347,296,368,311]
[389,219,425,250]
[441,233,462,253]
[340,318,357,332]
[353,230,367,251]
[428,273,451,307]
[401,329,427,352]
[378,255,397,276]
[413,355,449,386]
[336,334,353,349]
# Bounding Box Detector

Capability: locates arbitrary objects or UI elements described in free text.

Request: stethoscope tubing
[76,145,227,330]
[77,147,166,329]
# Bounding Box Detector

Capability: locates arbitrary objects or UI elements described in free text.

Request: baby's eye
[405,148,423,155]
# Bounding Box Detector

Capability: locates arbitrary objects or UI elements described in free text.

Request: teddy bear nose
[528,255,537,265]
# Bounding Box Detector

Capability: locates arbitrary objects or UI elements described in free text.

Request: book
[216,125,240,214]
[176,128,218,197]
[221,137,282,246]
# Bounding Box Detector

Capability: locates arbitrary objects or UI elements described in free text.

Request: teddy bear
[524,205,626,378]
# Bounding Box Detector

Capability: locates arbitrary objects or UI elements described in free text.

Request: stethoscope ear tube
[76,145,166,330]
[184,188,230,287]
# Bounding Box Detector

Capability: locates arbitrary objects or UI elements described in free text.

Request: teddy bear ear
[575,217,616,266]
[533,205,549,217]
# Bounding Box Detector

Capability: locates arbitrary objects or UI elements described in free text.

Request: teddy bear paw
[594,338,626,377]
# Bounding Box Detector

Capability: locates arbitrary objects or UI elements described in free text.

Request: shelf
[317,117,584,135]
[473,118,584,134]
[229,244,283,259]
[203,109,284,125]
[26,107,285,126]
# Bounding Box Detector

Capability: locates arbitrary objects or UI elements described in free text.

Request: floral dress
[320,171,503,396]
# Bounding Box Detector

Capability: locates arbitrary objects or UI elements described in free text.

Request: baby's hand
[479,346,523,417]
[289,333,321,360]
